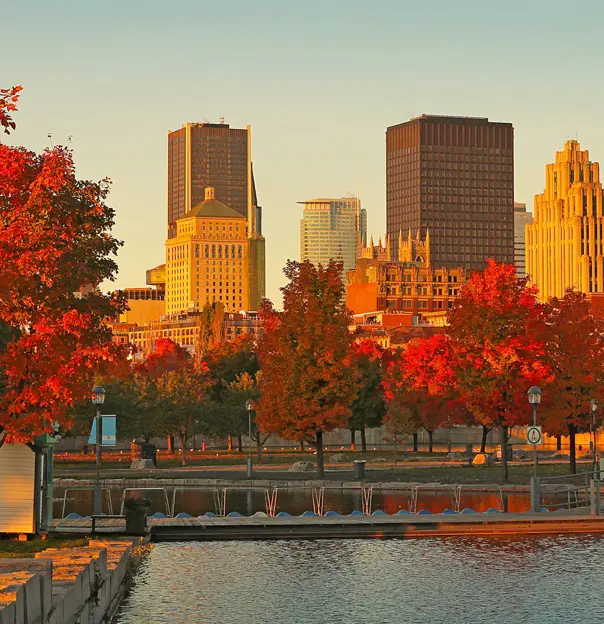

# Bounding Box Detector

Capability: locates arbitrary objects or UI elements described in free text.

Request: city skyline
[4,0,604,305]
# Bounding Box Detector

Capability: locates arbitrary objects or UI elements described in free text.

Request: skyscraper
[165,187,250,315]
[167,121,258,238]
[513,202,532,278]
[386,115,515,271]
[526,140,604,300]
[298,197,366,275]
[166,121,265,308]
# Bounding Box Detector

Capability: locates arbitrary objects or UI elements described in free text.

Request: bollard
[530,476,540,513]
[590,479,601,516]
[353,459,366,480]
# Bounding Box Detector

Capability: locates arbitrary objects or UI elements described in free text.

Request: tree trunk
[569,425,577,474]
[350,429,356,451]
[500,426,509,482]
[556,435,562,451]
[361,428,367,454]
[167,435,174,453]
[316,431,325,478]
[427,429,434,454]
[412,432,418,453]
[256,437,263,461]
[179,434,187,466]
[227,435,233,451]
[299,441,305,451]
[237,435,243,453]
[480,426,489,454]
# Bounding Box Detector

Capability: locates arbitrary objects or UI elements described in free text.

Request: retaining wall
[0,540,139,624]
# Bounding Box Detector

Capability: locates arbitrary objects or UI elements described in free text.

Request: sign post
[527,425,543,513]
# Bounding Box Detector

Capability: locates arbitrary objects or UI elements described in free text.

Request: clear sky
[5,0,604,305]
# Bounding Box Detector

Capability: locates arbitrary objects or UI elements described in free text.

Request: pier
[51,510,604,541]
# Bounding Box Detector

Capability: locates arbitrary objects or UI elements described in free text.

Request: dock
[50,512,604,541]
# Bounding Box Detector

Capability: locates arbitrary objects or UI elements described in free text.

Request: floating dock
[50,511,604,541]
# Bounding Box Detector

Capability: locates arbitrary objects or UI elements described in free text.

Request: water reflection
[55,486,543,518]
[114,536,604,624]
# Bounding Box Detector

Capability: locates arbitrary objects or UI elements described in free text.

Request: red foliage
[0,86,22,135]
[135,338,190,379]
[0,139,127,441]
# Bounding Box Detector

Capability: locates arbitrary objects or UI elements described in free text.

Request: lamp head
[591,398,599,413]
[527,386,542,406]
[91,385,106,405]
[246,399,254,412]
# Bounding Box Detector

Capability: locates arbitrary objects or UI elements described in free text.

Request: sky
[5,0,604,305]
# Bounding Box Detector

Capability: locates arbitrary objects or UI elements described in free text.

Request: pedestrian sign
[527,425,542,446]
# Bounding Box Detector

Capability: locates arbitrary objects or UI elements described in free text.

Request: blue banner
[88,415,117,446]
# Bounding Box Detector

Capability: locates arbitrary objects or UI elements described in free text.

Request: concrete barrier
[0,540,138,624]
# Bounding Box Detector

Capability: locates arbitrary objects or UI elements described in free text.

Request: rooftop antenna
[220,116,225,124]
[67,135,73,146]
[47,133,53,148]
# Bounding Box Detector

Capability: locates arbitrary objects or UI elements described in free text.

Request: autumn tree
[0,86,22,135]
[257,260,358,477]
[348,340,386,452]
[155,367,213,465]
[539,290,604,473]
[447,260,550,481]
[0,88,127,443]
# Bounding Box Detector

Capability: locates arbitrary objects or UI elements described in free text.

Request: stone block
[0,582,24,624]
[289,461,315,472]
[328,453,347,463]
[130,459,155,470]
[0,561,52,624]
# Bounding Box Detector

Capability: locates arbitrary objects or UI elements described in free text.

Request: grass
[0,537,89,558]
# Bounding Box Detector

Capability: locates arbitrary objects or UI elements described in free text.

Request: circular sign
[527,426,542,445]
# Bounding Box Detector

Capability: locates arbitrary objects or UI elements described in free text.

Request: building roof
[183,188,244,220]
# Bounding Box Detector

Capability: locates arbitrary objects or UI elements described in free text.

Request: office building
[165,187,250,315]
[513,202,532,278]
[386,115,514,271]
[346,232,467,315]
[299,197,366,275]
[526,140,604,300]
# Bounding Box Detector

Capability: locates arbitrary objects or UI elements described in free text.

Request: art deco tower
[526,140,604,300]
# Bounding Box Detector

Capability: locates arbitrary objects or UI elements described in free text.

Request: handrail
[61,487,113,518]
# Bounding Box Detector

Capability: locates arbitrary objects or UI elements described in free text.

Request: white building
[514,202,533,278]
[298,197,366,275]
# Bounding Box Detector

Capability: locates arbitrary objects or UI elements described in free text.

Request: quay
[51,511,604,542]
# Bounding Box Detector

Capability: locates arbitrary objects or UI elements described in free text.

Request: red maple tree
[538,290,604,472]
[0,86,22,135]
[0,88,126,443]
[257,260,358,476]
[446,260,550,480]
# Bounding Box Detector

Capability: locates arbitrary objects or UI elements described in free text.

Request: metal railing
[61,487,114,518]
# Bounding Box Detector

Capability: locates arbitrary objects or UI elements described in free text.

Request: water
[55,486,542,518]
[114,536,604,623]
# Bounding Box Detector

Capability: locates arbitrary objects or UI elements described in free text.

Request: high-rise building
[166,121,265,308]
[167,121,262,238]
[386,115,515,271]
[298,197,366,275]
[513,202,532,278]
[526,140,604,300]
[165,187,250,315]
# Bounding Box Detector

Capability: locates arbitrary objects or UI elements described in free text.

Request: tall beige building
[514,202,532,278]
[298,197,366,275]
[165,187,250,315]
[526,140,604,300]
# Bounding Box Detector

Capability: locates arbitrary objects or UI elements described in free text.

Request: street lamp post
[245,399,254,478]
[91,385,106,515]
[527,386,542,478]
[591,399,599,478]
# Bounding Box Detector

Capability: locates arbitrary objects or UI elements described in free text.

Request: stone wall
[0,540,139,624]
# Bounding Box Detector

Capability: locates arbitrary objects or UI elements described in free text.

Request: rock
[329,453,347,463]
[553,452,570,459]
[447,452,462,460]
[130,459,155,470]
[372,457,388,463]
[289,461,315,472]
[513,450,527,460]
[472,453,494,466]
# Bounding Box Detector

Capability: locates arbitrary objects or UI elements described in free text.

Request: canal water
[56,486,551,517]
[114,535,604,623]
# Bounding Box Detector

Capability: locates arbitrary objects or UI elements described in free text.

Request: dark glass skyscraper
[386,115,514,271]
